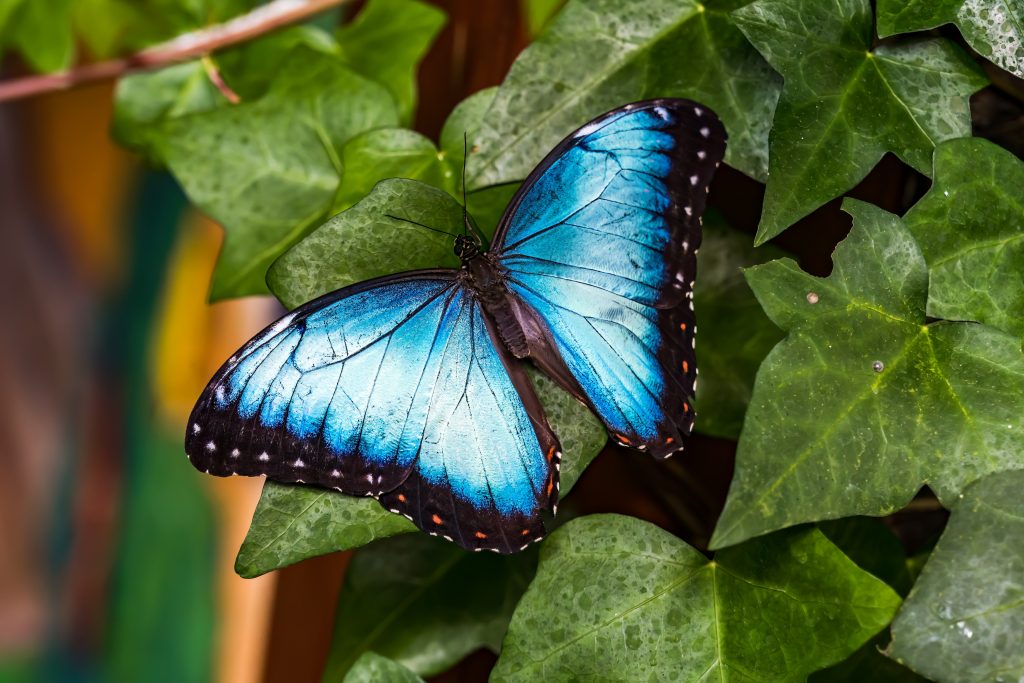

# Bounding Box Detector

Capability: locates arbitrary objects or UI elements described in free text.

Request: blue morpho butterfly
[185,99,726,553]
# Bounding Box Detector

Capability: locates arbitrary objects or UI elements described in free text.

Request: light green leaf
[904,137,1024,338]
[466,0,783,187]
[342,653,424,683]
[492,515,901,682]
[331,129,458,213]
[162,48,398,299]
[878,0,1024,79]
[336,0,446,124]
[324,534,536,679]
[4,0,74,72]
[889,470,1024,682]
[693,213,785,438]
[732,0,988,244]
[113,26,339,159]
[711,199,1024,549]
[234,482,414,579]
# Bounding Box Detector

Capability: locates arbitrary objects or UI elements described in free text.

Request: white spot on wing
[293,458,305,468]
[700,127,710,138]
[697,150,706,160]
[684,206,693,216]
[258,452,270,462]
[192,424,201,435]
[205,441,216,452]
[231,448,240,458]
[690,174,699,186]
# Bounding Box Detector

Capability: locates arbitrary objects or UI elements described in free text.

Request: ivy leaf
[335,0,446,124]
[342,653,424,683]
[694,213,785,438]
[112,27,340,159]
[711,199,1024,549]
[877,0,1024,79]
[904,138,1024,338]
[732,0,988,244]
[492,515,901,681]
[889,470,1024,682]
[234,483,414,579]
[269,179,463,308]
[465,0,783,187]
[161,48,398,299]
[2,0,74,72]
[331,129,458,212]
[324,534,536,679]
[238,180,604,577]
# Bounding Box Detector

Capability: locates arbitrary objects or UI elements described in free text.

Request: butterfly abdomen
[463,254,532,358]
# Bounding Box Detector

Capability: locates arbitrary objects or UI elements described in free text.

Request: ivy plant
[4,0,1020,679]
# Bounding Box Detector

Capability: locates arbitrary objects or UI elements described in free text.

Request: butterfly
[185,99,726,553]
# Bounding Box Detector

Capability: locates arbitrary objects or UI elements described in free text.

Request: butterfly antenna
[462,131,469,237]
[385,214,458,238]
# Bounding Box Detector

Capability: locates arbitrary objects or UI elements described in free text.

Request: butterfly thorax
[459,249,534,359]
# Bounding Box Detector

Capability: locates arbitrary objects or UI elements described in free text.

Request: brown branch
[0,0,352,103]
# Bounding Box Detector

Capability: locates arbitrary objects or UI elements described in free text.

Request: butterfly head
[454,233,482,262]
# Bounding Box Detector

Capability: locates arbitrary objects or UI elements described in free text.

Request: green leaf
[269,179,463,309]
[4,0,74,72]
[331,129,458,212]
[112,26,339,158]
[878,0,1024,79]
[162,48,398,299]
[324,534,536,679]
[234,482,415,579]
[465,0,783,187]
[336,0,446,124]
[342,653,424,683]
[904,137,1024,338]
[693,213,785,438]
[711,199,1024,549]
[812,632,927,683]
[889,470,1024,682]
[492,515,901,681]
[819,517,914,597]
[520,0,564,37]
[732,0,988,244]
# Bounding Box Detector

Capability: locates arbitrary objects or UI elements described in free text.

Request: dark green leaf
[336,0,446,124]
[234,483,414,579]
[878,0,1024,79]
[342,653,425,683]
[162,48,398,299]
[888,470,1024,682]
[711,200,1024,549]
[732,0,987,244]
[904,137,1024,338]
[693,213,785,438]
[492,515,901,681]
[466,0,783,187]
[324,534,536,679]
[812,632,927,683]
[819,517,914,596]
[520,0,565,37]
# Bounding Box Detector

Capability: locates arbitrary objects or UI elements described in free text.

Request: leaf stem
[0,0,353,103]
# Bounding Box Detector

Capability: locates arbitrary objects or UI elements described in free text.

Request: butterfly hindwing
[493,99,727,457]
[185,272,559,553]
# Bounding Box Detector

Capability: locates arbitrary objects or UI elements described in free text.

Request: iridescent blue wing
[185,272,560,553]
[492,99,727,458]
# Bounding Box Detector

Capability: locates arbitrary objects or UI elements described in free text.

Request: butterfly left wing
[185,272,559,553]
[491,99,727,458]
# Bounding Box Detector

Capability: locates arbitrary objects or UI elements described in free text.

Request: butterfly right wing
[185,272,559,553]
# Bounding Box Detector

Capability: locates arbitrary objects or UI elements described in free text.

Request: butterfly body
[186,99,726,553]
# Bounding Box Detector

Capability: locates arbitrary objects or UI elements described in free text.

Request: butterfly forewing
[493,99,727,457]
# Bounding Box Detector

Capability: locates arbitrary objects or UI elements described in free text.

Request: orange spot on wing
[680,323,687,331]
[522,529,530,536]
[546,445,556,462]
[546,479,554,496]
[397,494,407,503]
[683,402,690,413]
[613,433,630,445]
[431,514,442,525]
[665,437,674,445]
[475,531,488,539]
[682,360,689,373]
